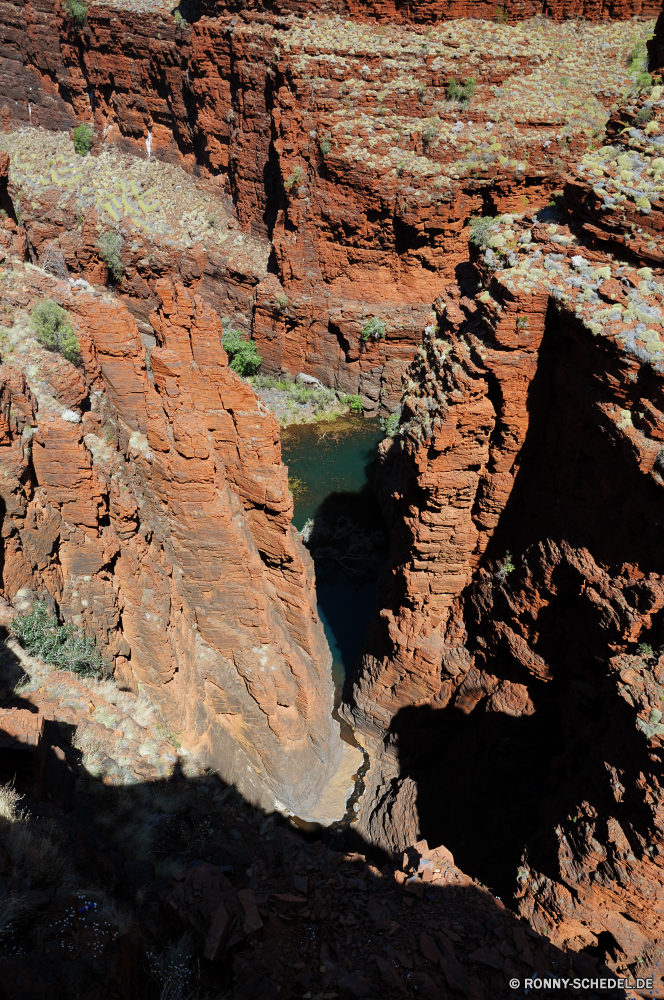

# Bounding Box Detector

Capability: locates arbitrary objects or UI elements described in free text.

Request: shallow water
[281,417,386,699]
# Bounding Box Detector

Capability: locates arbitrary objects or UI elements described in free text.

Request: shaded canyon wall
[0,1,651,411]
[342,89,664,970]
[0,258,360,822]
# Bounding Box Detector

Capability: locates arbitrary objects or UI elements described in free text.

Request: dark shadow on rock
[386,690,563,904]
[347,281,664,987]
[0,696,636,1000]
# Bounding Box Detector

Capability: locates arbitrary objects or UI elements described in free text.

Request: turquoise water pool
[281,417,387,698]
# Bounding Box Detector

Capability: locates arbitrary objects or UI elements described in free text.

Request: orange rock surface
[0,0,661,980]
[0,5,653,410]
[343,90,664,975]
[0,262,360,822]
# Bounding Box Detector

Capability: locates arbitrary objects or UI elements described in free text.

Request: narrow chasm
[282,417,389,702]
[1,3,664,997]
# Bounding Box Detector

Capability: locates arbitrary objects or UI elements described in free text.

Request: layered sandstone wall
[342,88,664,971]
[0,2,651,410]
[0,260,360,822]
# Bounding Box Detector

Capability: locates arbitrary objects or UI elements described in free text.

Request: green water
[281,417,387,697]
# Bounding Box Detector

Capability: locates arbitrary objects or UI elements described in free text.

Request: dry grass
[268,14,653,208]
[0,894,29,935]
[0,130,232,249]
[0,783,78,890]
[0,783,22,823]
[2,822,77,889]
[77,677,156,728]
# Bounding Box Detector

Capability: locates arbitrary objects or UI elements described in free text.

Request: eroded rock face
[343,92,664,972]
[0,5,652,411]
[0,262,360,822]
[0,0,661,975]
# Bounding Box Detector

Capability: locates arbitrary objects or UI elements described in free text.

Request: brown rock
[0,264,360,823]
[204,902,234,961]
[344,107,664,969]
[238,887,264,939]
[419,931,442,965]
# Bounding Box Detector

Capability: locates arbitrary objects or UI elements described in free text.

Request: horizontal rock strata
[343,89,664,976]
[0,260,361,822]
[0,6,653,409]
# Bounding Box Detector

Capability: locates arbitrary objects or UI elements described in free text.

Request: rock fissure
[0,2,663,994]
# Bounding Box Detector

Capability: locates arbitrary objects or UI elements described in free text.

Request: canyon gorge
[0,0,663,997]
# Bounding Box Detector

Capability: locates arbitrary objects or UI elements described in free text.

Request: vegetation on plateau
[627,36,653,91]
[250,374,362,424]
[447,77,476,108]
[64,0,87,22]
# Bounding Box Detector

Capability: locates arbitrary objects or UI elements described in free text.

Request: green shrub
[72,123,93,157]
[274,294,289,312]
[222,329,262,376]
[469,215,498,247]
[341,394,363,414]
[447,77,476,107]
[10,601,103,677]
[637,642,655,659]
[361,317,386,342]
[319,138,332,156]
[97,231,123,281]
[627,37,653,90]
[173,8,186,27]
[494,4,508,22]
[64,0,87,21]
[495,550,515,583]
[383,412,400,437]
[29,299,81,365]
[422,119,439,146]
[635,103,653,126]
[284,167,304,191]
[251,374,343,417]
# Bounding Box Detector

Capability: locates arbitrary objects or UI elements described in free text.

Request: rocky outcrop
[0,260,360,822]
[0,0,661,976]
[0,4,652,410]
[343,88,664,975]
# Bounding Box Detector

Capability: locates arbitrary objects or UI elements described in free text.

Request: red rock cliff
[0,3,654,412]
[343,89,664,973]
[0,261,360,822]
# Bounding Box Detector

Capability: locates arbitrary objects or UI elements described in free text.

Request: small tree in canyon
[64,0,88,23]
[222,328,262,376]
[97,231,124,281]
[361,317,386,343]
[72,123,93,157]
[30,299,81,365]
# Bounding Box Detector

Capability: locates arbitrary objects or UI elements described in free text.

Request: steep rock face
[0,4,651,409]
[343,92,664,973]
[0,261,360,821]
[648,0,664,70]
